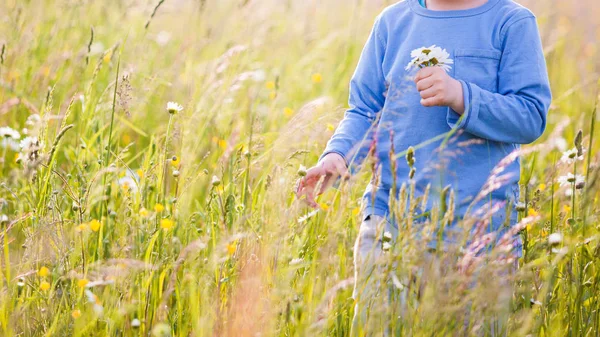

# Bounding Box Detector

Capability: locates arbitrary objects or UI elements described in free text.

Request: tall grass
[0,0,599,336]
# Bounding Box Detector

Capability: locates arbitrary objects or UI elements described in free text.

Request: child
[296,0,551,334]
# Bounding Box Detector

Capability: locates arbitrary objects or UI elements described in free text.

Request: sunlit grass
[0,0,600,336]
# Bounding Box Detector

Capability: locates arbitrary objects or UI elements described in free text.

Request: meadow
[1,0,600,336]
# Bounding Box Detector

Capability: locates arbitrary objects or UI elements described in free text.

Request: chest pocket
[454,48,502,93]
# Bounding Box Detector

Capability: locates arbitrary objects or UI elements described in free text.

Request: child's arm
[295,17,387,207]
[446,14,552,144]
[319,16,387,165]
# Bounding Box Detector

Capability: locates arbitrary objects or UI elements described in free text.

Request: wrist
[320,151,347,166]
[448,79,465,114]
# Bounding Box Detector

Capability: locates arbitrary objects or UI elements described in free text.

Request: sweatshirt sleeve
[319,16,387,167]
[447,15,552,144]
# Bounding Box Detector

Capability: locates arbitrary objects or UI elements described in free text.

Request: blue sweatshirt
[320,0,551,250]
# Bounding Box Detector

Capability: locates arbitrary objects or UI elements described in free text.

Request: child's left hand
[414,67,465,114]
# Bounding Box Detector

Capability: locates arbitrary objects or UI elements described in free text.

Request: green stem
[160,115,174,206]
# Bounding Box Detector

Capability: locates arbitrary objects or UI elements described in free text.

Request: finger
[304,185,319,208]
[334,161,350,180]
[305,166,326,183]
[421,96,443,107]
[295,178,303,195]
[414,67,435,83]
[419,86,438,99]
[415,76,436,92]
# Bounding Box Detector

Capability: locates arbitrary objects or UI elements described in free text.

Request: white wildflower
[548,232,562,245]
[155,31,171,46]
[561,147,584,164]
[0,126,20,140]
[382,242,392,252]
[298,210,319,223]
[131,318,141,328]
[405,45,453,72]
[85,289,104,316]
[382,231,393,243]
[166,102,183,114]
[0,214,8,224]
[289,258,304,266]
[558,173,584,187]
[118,174,139,194]
[297,165,307,177]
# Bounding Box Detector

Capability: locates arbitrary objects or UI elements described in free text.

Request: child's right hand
[295,153,349,208]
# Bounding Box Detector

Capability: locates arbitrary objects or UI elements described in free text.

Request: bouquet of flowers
[405,45,453,72]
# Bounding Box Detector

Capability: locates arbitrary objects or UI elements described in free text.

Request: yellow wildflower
[40,281,51,291]
[312,73,323,83]
[171,156,180,167]
[265,81,276,90]
[227,242,237,256]
[563,205,572,213]
[352,207,361,216]
[103,49,113,64]
[75,223,88,232]
[160,219,174,230]
[154,203,165,212]
[218,139,227,150]
[319,203,329,211]
[41,65,51,77]
[77,279,89,288]
[284,107,294,117]
[538,183,546,191]
[139,208,149,218]
[71,309,82,319]
[89,219,101,232]
[327,123,335,132]
[38,266,50,277]
[527,208,539,217]
[269,91,277,100]
[136,169,144,178]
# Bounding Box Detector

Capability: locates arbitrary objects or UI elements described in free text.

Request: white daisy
[166,101,183,114]
[382,242,392,251]
[0,126,20,140]
[405,45,454,72]
[383,231,393,243]
[118,174,139,194]
[558,173,584,187]
[548,232,562,245]
[298,210,319,223]
[561,147,584,164]
[20,137,41,151]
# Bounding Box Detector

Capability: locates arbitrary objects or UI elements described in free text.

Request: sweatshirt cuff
[446,80,478,131]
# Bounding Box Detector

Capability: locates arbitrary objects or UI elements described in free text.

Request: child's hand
[295,153,349,208]
[414,67,465,114]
